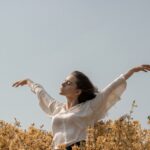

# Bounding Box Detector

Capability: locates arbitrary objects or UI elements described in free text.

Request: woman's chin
[59,91,64,95]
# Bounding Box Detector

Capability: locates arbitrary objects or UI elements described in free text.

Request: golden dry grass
[0,116,150,150]
[0,101,150,150]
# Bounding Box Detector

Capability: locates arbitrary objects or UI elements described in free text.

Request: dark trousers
[66,141,85,150]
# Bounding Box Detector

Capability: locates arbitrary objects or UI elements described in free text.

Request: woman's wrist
[124,69,134,80]
[27,79,34,87]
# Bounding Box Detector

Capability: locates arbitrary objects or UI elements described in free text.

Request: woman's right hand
[12,79,33,87]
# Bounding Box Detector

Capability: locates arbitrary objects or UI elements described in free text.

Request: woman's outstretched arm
[90,64,150,121]
[124,64,150,80]
[12,79,63,116]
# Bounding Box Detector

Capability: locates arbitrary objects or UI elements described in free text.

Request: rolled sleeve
[30,82,64,116]
[90,74,127,121]
[101,74,127,112]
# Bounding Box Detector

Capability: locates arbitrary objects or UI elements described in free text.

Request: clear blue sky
[0,0,150,130]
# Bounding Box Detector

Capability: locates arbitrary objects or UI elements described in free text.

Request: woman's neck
[66,96,78,109]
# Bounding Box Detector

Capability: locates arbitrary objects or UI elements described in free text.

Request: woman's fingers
[141,64,150,71]
[142,64,150,69]
[12,81,20,87]
[12,80,27,87]
[142,67,148,72]
[132,64,150,73]
[142,64,150,67]
[134,64,150,72]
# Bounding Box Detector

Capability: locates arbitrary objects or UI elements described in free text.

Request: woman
[12,64,150,150]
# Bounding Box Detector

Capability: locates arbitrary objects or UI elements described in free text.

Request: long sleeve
[30,82,64,116]
[90,74,127,121]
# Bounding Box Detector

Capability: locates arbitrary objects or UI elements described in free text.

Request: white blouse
[30,74,127,150]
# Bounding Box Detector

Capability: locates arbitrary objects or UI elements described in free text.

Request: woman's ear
[76,89,82,96]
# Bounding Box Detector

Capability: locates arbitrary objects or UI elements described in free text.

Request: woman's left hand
[131,64,150,72]
[124,64,150,80]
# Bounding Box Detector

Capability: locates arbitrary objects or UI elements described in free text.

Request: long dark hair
[71,71,98,104]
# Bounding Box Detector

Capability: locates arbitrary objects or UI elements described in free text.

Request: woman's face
[59,74,81,98]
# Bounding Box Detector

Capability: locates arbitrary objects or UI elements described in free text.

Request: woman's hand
[124,64,150,80]
[12,79,33,87]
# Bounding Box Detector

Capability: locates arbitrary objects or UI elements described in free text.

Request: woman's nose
[61,82,66,87]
